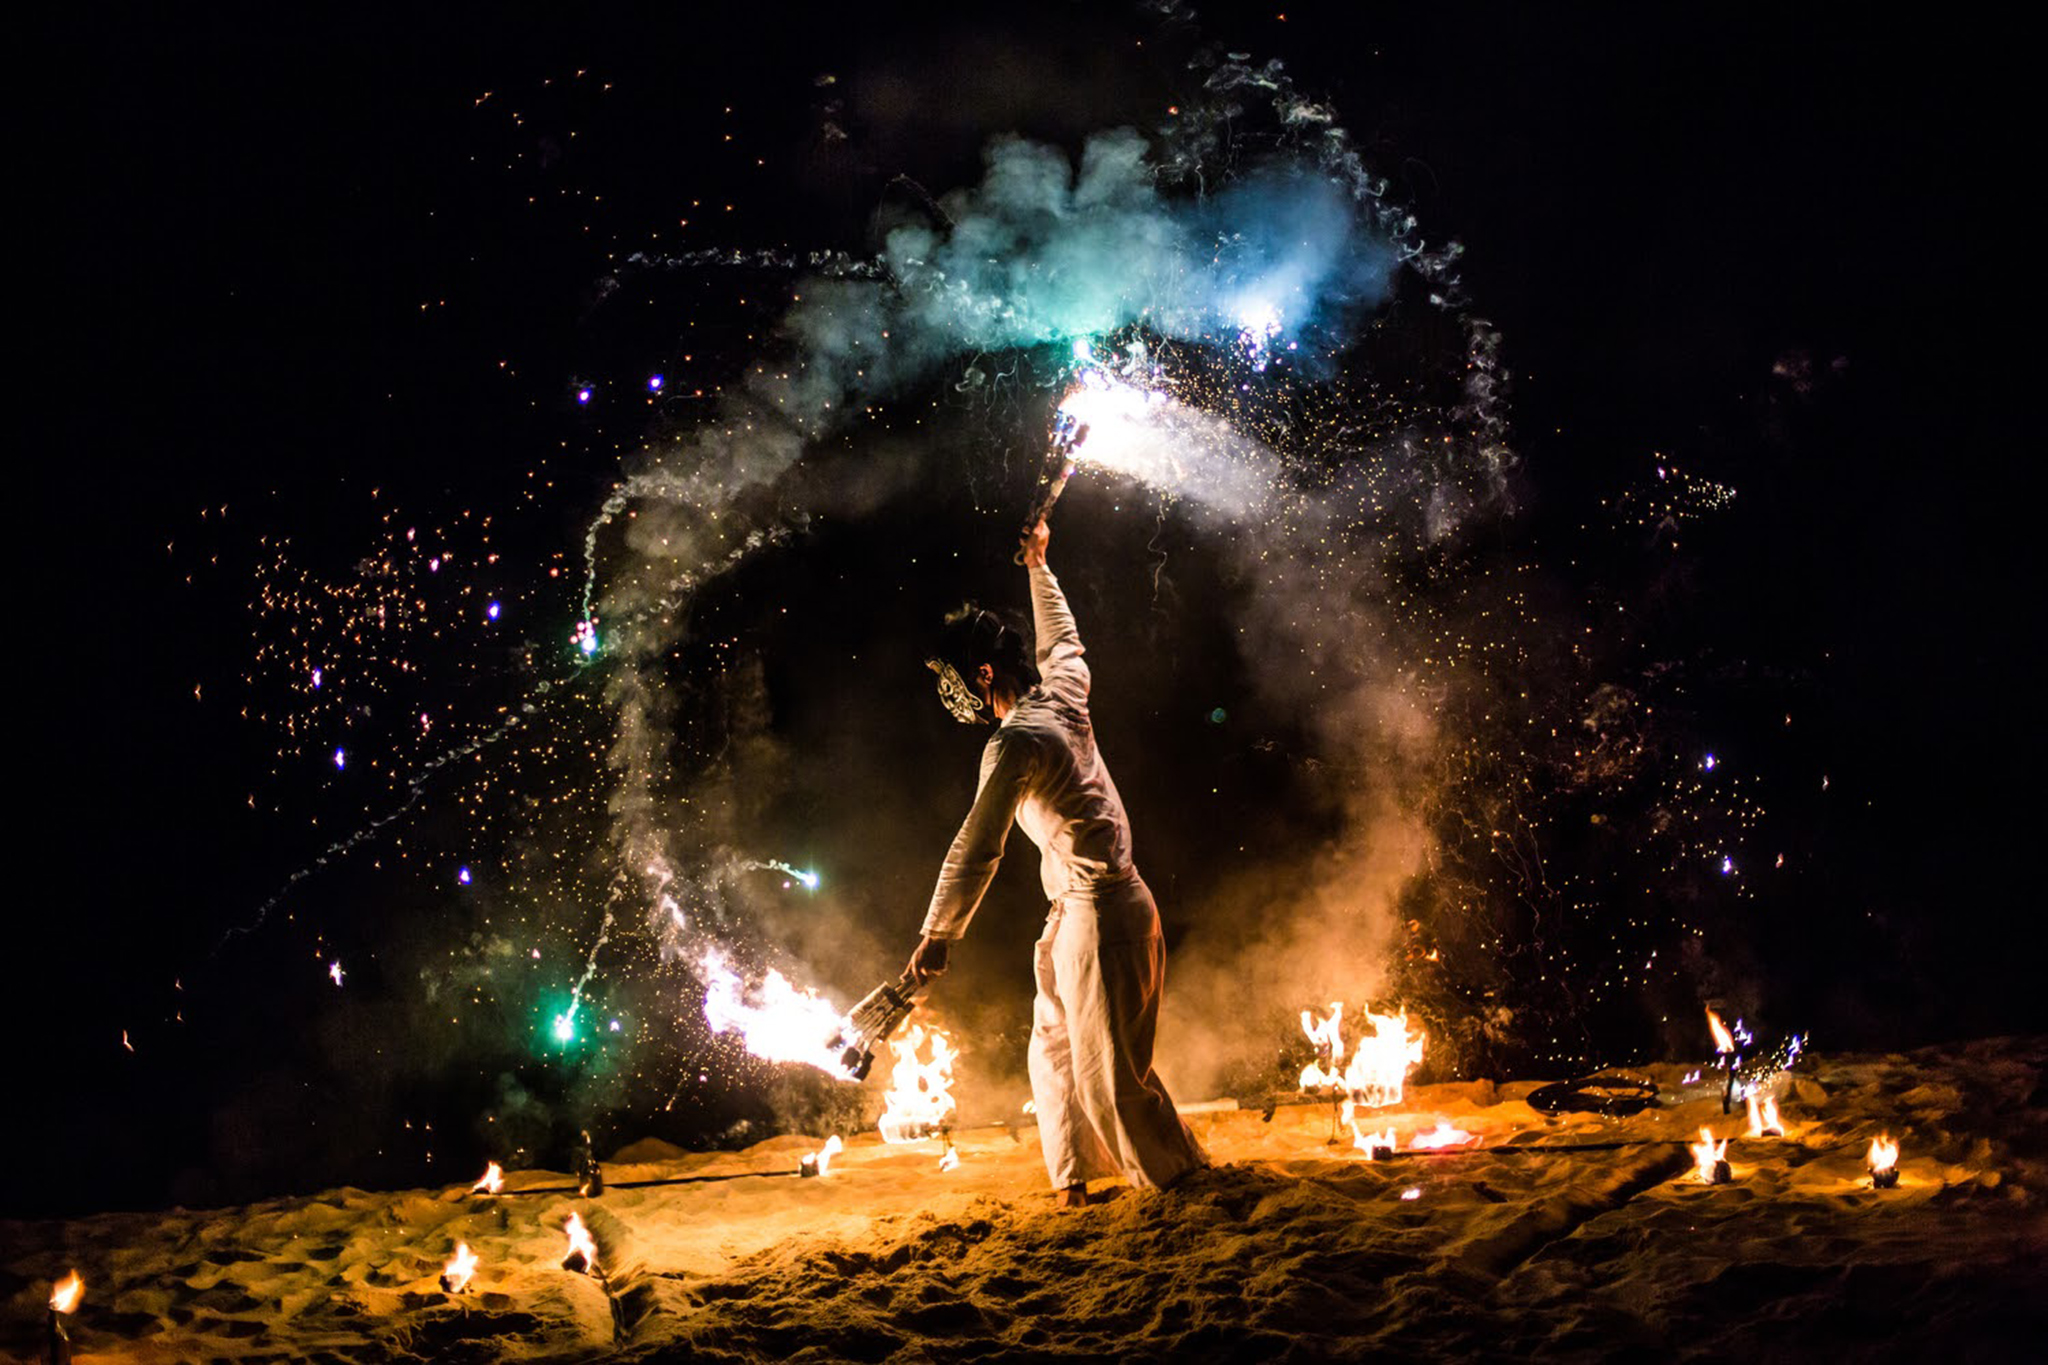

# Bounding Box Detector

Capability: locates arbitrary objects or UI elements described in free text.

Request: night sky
[16,4,2027,1217]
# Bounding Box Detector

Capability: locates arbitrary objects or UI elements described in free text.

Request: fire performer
[908,517,1208,1207]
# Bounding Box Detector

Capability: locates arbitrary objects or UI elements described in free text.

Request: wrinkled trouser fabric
[1029,874,1208,1190]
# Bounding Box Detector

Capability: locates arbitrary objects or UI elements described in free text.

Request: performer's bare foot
[1053,1182,1090,1209]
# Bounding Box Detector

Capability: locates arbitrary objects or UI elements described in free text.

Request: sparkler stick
[1012,407,1089,563]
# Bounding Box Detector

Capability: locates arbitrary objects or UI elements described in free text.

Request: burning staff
[1706,1007,1748,1114]
[47,1270,82,1365]
[1012,408,1088,564]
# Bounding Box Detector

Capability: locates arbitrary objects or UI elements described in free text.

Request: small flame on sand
[1354,1123,1397,1156]
[50,1269,84,1314]
[939,1147,960,1172]
[1745,1090,1783,1137]
[1691,1127,1730,1183]
[1409,1119,1477,1150]
[441,1242,479,1294]
[562,1212,600,1275]
[1706,1007,1736,1054]
[471,1160,504,1195]
[877,1024,958,1144]
[1868,1134,1899,1175]
[802,1134,844,1177]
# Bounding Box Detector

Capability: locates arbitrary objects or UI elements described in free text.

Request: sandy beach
[5,1037,2041,1362]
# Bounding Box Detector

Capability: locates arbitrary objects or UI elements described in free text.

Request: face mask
[926,658,986,724]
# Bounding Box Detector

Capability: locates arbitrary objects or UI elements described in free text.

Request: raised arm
[1020,519,1087,687]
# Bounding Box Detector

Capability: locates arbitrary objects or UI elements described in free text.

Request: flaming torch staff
[1706,1007,1747,1115]
[1012,408,1089,564]
[47,1270,82,1365]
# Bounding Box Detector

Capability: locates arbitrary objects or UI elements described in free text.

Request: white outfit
[922,564,1207,1190]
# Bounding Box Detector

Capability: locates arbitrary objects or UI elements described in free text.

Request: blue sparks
[332,747,346,769]
[577,386,593,405]
[552,1011,576,1044]
[1703,753,1718,771]
[609,1019,622,1033]
[647,374,664,393]
[486,601,501,621]
[1720,856,1735,875]
[457,866,472,885]
[573,620,600,657]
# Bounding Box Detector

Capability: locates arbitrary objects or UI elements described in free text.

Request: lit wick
[470,1160,504,1196]
[1868,1134,1901,1189]
[47,1269,83,1365]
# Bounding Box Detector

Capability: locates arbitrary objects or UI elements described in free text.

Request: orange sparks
[50,1269,84,1315]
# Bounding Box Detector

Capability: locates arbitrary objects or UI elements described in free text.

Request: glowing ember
[1409,1119,1477,1150]
[877,1023,958,1144]
[561,1212,600,1275]
[1301,1005,1425,1109]
[939,1147,960,1172]
[1868,1133,1900,1187]
[800,1134,844,1178]
[1745,1091,1784,1138]
[470,1160,504,1195]
[50,1269,84,1315]
[1705,1007,1736,1054]
[698,949,857,1079]
[440,1242,479,1294]
[1691,1127,1732,1184]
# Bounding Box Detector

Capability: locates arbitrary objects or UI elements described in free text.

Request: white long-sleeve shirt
[920,563,1136,940]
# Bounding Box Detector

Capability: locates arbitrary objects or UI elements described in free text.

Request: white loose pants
[1029,874,1208,1190]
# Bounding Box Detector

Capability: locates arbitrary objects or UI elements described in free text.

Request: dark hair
[933,603,1040,694]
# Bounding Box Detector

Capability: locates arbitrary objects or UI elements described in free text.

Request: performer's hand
[906,935,951,985]
[1020,518,1050,568]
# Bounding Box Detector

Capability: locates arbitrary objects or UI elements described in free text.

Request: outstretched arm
[911,730,1039,975]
